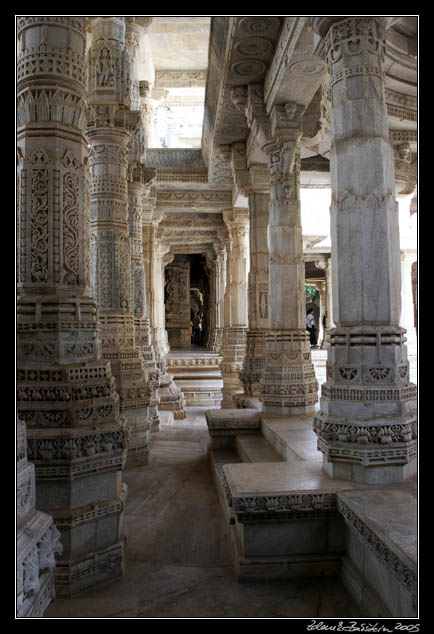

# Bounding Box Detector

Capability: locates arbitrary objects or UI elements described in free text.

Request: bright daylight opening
[150,86,205,149]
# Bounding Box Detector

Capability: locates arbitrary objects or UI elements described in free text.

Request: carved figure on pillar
[311,16,417,484]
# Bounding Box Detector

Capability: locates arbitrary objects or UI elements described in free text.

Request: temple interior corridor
[16,15,418,620]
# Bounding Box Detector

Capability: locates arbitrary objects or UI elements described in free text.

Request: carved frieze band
[157,190,232,208]
[336,496,417,599]
[155,70,207,87]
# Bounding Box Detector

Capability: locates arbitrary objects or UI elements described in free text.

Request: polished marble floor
[45,406,361,619]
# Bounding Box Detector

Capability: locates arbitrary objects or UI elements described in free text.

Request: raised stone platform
[206,407,418,617]
[235,435,283,463]
[338,483,417,618]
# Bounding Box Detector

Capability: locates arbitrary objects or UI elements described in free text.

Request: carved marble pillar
[140,195,162,431]
[260,104,318,416]
[157,248,187,419]
[152,241,171,363]
[128,164,161,433]
[400,249,417,352]
[228,86,271,398]
[86,16,151,467]
[312,17,417,483]
[16,16,128,594]
[208,243,225,353]
[241,163,270,397]
[208,243,224,352]
[165,255,191,348]
[17,416,63,617]
[313,257,333,347]
[220,209,249,407]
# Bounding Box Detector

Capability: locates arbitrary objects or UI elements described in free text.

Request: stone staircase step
[261,415,322,464]
[235,434,284,463]
[167,350,223,407]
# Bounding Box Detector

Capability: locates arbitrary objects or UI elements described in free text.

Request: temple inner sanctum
[16,15,418,619]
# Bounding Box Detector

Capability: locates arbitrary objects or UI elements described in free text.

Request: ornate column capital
[128,164,156,188]
[246,83,270,141]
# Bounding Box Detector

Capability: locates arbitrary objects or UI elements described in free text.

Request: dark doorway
[189,254,210,348]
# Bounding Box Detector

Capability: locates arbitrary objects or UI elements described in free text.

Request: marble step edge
[175,381,224,389]
[205,408,262,438]
[209,447,240,525]
[337,493,417,602]
[209,449,345,582]
[235,434,285,464]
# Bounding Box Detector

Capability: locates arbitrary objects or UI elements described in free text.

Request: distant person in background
[192,313,202,346]
[306,308,318,348]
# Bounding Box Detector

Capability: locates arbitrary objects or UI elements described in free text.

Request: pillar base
[220,326,247,408]
[321,451,417,485]
[314,325,418,483]
[260,329,318,415]
[241,329,267,397]
[122,405,151,468]
[263,403,317,417]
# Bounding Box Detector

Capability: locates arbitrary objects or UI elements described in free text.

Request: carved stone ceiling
[146,17,210,71]
[135,15,416,243]
[202,16,417,193]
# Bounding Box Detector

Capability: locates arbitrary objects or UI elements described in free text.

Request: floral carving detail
[368,366,392,381]
[339,366,358,381]
[63,172,80,285]
[30,168,49,282]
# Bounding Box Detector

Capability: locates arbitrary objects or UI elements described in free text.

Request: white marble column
[220,209,249,407]
[209,243,226,353]
[86,16,152,466]
[16,16,128,595]
[151,244,187,419]
[400,249,417,354]
[139,194,162,431]
[152,241,171,363]
[312,17,417,484]
[313,256,334,347]
[231,149,271,398]
[260,103,318,416]
[127,164,161,435]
